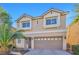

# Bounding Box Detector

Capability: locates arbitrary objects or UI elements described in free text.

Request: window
[18,39,21,43]
[46,18,57,25]
[51,19,57,24]
[46,19,51,25]
[22,21,30,28]
[44,16,60,28]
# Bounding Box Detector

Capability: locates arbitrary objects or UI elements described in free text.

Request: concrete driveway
[24,49,71,55]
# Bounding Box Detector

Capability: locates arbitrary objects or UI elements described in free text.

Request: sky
[0,3,76,27]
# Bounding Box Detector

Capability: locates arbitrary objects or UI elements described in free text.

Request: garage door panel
[34,37,62,50]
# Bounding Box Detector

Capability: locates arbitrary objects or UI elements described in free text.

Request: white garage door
[34,37,63,50]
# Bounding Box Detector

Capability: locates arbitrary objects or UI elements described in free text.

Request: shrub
[72,45,79,55]
[7,44,16,49]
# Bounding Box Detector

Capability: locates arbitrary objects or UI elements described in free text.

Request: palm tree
[68,4,79,50]
[71,15,79,25]
[0,7,24,54]
[71,4,79,25]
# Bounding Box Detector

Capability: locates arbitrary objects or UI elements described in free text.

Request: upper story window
[22,22,30,28]
[46,18,57,25]
[44,16,60,28]
[21,20,31,29]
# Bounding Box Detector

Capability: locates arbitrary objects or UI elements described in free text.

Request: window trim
[22,22,30,28]
[46,18,57,25]
[43,16,60,28]
[20,20,32,30]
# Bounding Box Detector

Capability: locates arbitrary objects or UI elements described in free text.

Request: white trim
[62,36,66,50]
[23,29,66,34]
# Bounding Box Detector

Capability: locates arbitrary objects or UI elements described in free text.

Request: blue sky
[0,3,76,27]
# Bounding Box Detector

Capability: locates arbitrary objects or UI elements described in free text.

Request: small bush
[7,44,16,49]
[13,46,16,48]
[72,45,79,55]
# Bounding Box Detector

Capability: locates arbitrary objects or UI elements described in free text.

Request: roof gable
[16,13,33,22]
[41,8,68,17]
[16,8,68,22]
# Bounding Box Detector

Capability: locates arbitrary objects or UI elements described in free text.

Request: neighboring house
[67,21,79,50]
[16,8,67,50]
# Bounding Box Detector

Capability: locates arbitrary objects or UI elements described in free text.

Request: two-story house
[16,8,67,50]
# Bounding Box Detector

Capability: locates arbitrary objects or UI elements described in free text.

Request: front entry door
[25,37,32,49]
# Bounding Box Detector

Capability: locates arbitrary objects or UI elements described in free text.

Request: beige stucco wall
[16,39,25,48]
[16,10,67,50]
[17,16,32,29]
[17,11,66,32]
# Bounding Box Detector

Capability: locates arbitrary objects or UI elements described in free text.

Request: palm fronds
[71,16,79,25]
[0,6,25,50]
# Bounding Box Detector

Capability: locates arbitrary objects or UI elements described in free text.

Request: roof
[16,13,33,22]
[41,8,68,17]
[16,8,68,22]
